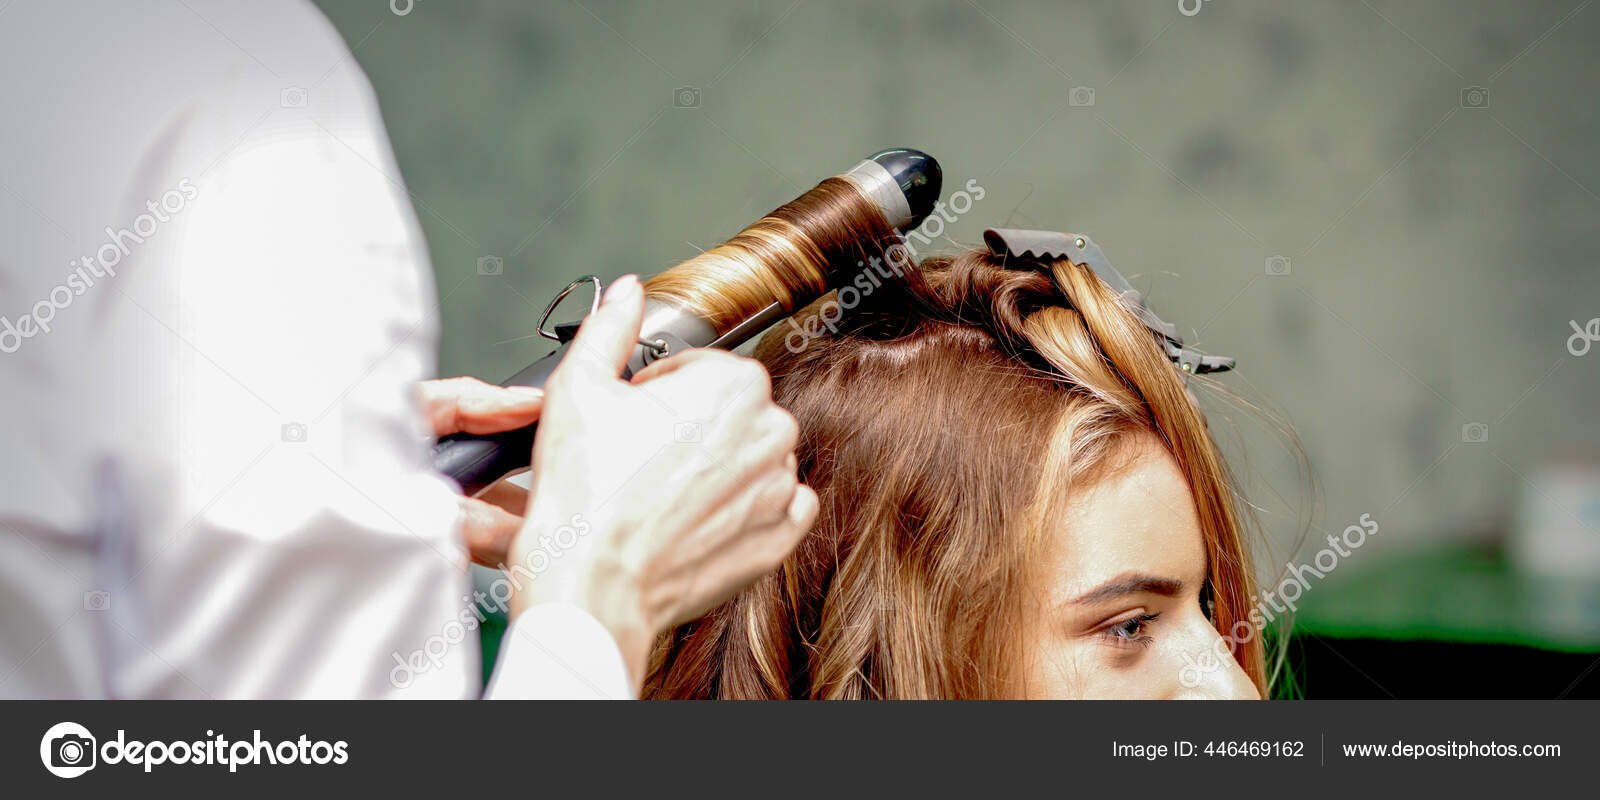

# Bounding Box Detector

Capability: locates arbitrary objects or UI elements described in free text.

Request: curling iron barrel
[433,148,943,495]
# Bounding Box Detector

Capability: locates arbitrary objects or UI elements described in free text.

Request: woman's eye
[1101,613,1158,648]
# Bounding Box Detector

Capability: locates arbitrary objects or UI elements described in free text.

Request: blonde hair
[644,178,898,333]
[643,246,1268,698]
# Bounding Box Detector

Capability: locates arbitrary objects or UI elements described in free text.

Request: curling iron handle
[432,345,568,496]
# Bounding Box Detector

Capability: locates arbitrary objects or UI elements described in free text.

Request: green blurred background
[312,0,1600,697]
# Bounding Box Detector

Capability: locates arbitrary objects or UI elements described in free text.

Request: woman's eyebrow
[1070,573,1184,605]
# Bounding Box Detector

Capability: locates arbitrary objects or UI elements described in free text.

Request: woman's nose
[1169,619,1261,700]
[1196,651,1261,700]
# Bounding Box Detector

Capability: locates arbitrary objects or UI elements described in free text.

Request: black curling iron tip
[869,147,942,229]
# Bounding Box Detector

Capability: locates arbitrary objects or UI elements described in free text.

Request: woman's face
[1018,434,1260,699]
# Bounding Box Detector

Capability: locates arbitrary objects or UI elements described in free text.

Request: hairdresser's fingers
[459,495,524,567]
[419,377,544,436]
[562,274,646,382]
[787,484,820,537]
[662,484,818,629]
[737,485,818,571]
[626,346,732,385]
[734,406,800,472]
[478,474,531,516]
[681,405,797,514]
[644,353,777,418]
[747,466,801,528]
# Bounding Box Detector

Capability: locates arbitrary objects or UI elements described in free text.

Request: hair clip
[982,229,1235,376]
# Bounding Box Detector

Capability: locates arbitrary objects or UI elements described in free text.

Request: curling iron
[433,148,943,495]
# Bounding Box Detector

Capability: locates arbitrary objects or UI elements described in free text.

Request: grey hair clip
[982,229,1235,377]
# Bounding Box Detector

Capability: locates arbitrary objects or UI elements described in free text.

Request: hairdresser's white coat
[0,1,626,698]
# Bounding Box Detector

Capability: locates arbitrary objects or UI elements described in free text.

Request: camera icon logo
[672,86,704,108]
[477,255,504,276]
[83,591,110,611]
[1460,86,1489,109]
[1069,86,1096,107]
[281,422,308,443]
[1462,422,1490,443]
[1265,255,1292,276]
[280,86,308,108]
[40,722,97,778]
[673,86,701,108]
[673,421,701,443]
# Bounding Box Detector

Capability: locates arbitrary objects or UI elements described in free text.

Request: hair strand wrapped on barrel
[644,178,901,334]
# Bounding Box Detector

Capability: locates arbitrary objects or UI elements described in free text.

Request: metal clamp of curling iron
[536,275,670,360]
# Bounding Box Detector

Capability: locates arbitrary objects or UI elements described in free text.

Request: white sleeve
[110,11,636,699]
[95,9,479,699]
[0,2,636,700]
[485,604,634,700]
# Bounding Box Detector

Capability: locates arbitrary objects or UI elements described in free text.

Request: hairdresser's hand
[510,274,818,688]
[418,377,543,566]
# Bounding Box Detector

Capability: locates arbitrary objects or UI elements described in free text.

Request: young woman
[643,235,1268,699]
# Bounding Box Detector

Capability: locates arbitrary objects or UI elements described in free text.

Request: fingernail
[603,275,640,305]
[788,488,817,526]
[507,386,543,398]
